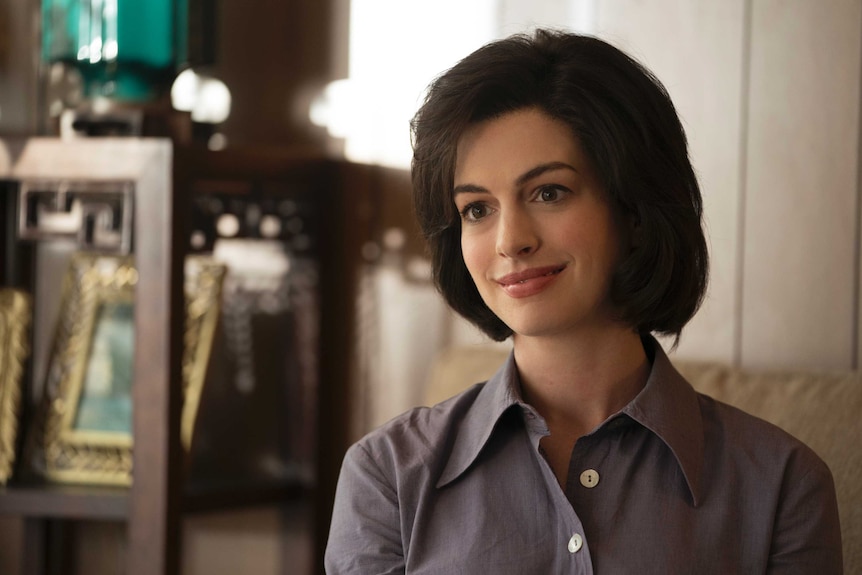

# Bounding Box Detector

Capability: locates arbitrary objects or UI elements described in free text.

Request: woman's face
[453,107,628,340]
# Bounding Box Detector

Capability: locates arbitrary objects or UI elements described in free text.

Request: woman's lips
[496,265,566,298]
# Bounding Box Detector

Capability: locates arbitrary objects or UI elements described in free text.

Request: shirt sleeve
[767,449,843,574]
[324,442,406,575]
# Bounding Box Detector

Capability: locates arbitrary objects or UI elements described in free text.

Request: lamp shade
[41,0,187,102]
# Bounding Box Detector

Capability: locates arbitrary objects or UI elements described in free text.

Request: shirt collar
[435,336,705,506]
[436,352,522,488]
[624,337,705,506]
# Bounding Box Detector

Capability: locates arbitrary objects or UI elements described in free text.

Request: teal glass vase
[42,0,188,102]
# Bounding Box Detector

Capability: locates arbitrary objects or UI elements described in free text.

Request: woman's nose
[496,208,538,258]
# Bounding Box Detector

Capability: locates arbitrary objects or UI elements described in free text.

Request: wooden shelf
[0,484,129,520]
[0,473,312,520]
[1,142,368,575]
[183,475,311,514]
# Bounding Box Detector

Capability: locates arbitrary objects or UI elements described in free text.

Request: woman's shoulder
[346,382,489,478]
[696,392,832,480]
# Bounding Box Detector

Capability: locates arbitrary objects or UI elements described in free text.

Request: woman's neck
[513,325,650,439]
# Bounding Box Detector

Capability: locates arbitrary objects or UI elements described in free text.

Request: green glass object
[42,0,188,102]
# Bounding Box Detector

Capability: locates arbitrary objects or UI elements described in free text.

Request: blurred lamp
[171,69,231,124]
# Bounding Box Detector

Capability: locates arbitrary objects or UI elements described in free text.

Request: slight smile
[495,265,567,298]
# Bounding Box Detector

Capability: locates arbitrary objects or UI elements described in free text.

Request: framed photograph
[0,288,33,485]
[31,252,225,486]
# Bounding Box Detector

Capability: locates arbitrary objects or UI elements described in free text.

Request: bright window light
[312,0,496,169]
[314,0,597,169]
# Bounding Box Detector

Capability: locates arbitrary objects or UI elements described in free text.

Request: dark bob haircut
[410,29,708,342]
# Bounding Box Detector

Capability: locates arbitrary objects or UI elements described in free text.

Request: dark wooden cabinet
[0,138,375,575]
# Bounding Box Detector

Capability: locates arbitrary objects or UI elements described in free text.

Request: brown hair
[411,29,708,342]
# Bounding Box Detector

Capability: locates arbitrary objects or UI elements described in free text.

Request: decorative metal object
[18,179,134,253]
[0,289,33,485]
[180,256,226,450]
[30,252,224,486]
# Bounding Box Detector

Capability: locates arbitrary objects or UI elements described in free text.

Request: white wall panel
[593,0,747,363]
[742,0,861,369]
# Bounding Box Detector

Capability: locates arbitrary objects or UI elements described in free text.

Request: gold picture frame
[0,289,33,485]
[31,253,225,486]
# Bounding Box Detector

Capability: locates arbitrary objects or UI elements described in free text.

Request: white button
[580,469,600,488]
[567,533,583,553]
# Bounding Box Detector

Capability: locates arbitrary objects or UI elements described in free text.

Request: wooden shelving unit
[0,476,311,520]
[0,485,130,520]
[0,138,374,575]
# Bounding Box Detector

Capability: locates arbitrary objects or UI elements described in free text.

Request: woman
[325,29,842,573]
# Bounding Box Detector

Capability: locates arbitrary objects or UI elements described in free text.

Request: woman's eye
[537,186,564,202]
[460,203,489,222]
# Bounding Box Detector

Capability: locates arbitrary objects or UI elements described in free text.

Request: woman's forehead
[454,108,594,187]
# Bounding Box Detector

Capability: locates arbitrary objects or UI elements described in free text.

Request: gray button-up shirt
[325,338,842,573]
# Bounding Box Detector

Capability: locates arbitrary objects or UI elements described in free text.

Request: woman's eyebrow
[515,162,578,186]
[454,161,579,196]
[453,183,489,196]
